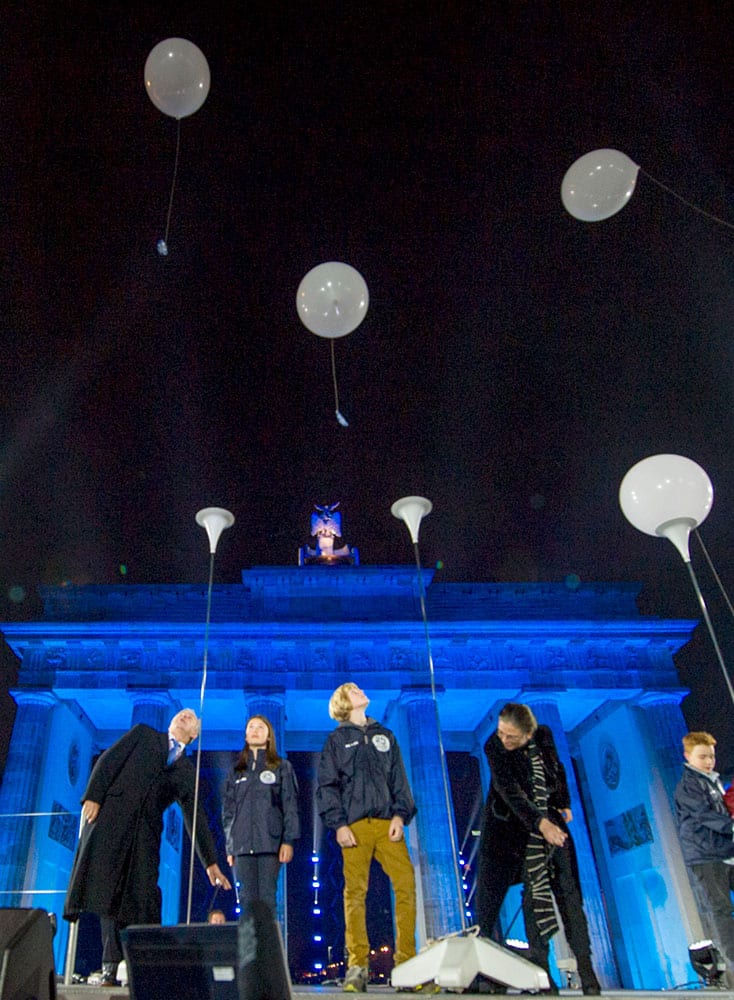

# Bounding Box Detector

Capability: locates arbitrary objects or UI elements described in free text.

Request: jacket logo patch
[344,740,360,749]
[372,734,390,753]
[260,770,276,784]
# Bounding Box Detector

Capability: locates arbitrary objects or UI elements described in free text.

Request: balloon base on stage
[390,934,550,993]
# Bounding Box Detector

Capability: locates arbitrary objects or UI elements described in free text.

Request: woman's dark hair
[498,702,538,736]
[234,714,281,771]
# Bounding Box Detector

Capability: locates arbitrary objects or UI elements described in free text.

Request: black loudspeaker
[237,901,293,1000]
[0,908,56,1000]
[122,923,238,1000]
[122,902,292,1000]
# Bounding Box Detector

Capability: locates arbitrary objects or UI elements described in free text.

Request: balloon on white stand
[145,38,211,119]
[562,148,639,222]
[619,454,713,562]
[619,453,734,708]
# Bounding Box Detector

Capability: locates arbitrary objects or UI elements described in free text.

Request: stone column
[0,691,57,900]
[399,687,464,941]
[524,694,617,984]
[634,693,705,943]
[634,693,687,807]
[130,691,172,731]
[470,701,507,930]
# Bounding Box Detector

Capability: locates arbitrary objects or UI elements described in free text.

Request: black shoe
[467,977,507,994]
[577,957,601,995]
[100,963,119,987]
[95,972,119,988]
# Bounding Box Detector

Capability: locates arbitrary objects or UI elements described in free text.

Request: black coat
[480,725,572,878]
[477,725,592,953]
[63,724,218,926]
[222,752,300,856]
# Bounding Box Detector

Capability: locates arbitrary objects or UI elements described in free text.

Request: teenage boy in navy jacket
[317,683,417,993]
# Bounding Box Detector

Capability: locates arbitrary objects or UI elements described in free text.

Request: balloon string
[693,528,734,618]
[330,341,340,411]
[639,168,734,232]
[163,118,182,245]
[331,341,349,426]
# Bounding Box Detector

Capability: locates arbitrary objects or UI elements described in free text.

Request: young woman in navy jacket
[222,715,300,915]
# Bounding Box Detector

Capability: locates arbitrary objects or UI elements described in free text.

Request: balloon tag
[336,410,349,427]
[157,239,169,256]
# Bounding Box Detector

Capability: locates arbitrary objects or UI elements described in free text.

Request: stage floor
[56,987,732,998]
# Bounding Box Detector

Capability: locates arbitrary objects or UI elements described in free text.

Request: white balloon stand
[389,497,550,994]
[390,932,550,992]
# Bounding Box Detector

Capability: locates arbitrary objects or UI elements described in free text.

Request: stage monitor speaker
[237,901,292,1000]
[122,901,292,1000]
[0,908,56,1000]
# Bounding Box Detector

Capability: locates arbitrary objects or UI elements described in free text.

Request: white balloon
[144,38,210,119]
[296,262,369,339]
[619,454,713,560]
[561,148,639,222]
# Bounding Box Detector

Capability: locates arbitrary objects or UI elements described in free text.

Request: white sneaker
[88,967,118,987]
[344,965,368,992]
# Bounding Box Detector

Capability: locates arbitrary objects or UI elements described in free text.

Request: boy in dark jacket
[674,731,734,985]
[317,683,417,993]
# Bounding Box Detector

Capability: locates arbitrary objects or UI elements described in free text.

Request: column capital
[634,691,686,710]
[128,688,174,707]
[9,689,57,709]
[129,690,176,729]
[243,690,287,720]
[520,688,567,703]
[398,685,445,705]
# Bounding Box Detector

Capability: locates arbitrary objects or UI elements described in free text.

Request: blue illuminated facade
[0,566,710,986]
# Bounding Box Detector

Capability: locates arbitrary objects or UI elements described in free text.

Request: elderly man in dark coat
[63,708,231,985]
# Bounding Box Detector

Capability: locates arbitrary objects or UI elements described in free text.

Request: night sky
[1,7,733,743]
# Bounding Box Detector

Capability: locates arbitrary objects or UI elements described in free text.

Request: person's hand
[560,808,573,823]
[82,801,100,823]
[227,854,234,867]
[206,864,232,890]
[388,816,405,842]
[336,824,357,848]
[538,817,567,847]
[279,844,294,863]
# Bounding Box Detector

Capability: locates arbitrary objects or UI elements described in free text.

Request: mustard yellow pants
[341,816,417,968]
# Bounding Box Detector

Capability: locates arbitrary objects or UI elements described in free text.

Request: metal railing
[0,808,83,985]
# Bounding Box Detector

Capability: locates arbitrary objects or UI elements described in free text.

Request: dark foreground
[57,987,733,999]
